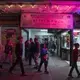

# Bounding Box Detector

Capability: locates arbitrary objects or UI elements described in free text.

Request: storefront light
[40,29,47,32]
[6,4,13,8]
[61,31,69,36]
[73,30,80,32]
[18,4,25,8]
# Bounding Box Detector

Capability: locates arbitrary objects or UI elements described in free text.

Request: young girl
[38,43,49,74]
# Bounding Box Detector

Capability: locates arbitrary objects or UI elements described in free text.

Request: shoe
[68,75,73,78]
[33,66,38,69]
[21,73,27,76]
[37,70,42,72]
[44,71,49,74]
[29,64,32,66]
[77,74,80,78]
[8,70,13,74]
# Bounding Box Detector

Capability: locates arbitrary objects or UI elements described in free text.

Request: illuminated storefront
[0,1,80,65]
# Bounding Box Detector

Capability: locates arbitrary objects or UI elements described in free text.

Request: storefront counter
[61,47,70,60]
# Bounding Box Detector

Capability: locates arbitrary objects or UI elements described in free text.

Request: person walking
[28,38,35,65]
[25,40,30,61]
[38,44,49,74]
[33,38,40,69]
[68,43,80,78]
[9,36,26,76]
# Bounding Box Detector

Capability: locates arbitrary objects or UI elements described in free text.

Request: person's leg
[34,53,39,68]
[19,58,25,75]
[0,64,2,68]
[29,53,32,65]
[38,60,43,72]
[75,62,80,76]
[44,60,49,74]
[68,62,75,77]
[4,53,8,63]
[8,54,12,65]
[9,58,18,73]
[25,50,27,60]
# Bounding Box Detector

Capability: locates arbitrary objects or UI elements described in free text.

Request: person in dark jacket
[68,43,80,78]
[25,40,30,61]
[9,36,26,76]
[29,38,35,65]
[38,43,49,74]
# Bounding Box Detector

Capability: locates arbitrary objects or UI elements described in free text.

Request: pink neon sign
[21,13,73,29]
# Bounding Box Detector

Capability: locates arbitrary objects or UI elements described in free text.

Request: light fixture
[40,29,48,32]
[73,29,80,32]
[18,3,25,8]
[61,31,69,36]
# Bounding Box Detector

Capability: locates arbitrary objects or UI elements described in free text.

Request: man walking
[68,43,80,78]
[9,36,26,76]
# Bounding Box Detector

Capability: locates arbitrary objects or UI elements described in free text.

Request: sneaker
[44,71,49,74]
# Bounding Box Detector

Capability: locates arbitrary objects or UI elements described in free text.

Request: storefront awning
[0,1,80,14]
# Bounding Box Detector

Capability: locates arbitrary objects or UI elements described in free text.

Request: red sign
[20,13,73,29]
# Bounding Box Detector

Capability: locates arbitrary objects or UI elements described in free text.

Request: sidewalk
[0,56,80,80]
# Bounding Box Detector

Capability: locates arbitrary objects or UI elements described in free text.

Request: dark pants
[29,53,34,65]
[9,57,24,74]
[0,65,2,68]
[38,59,48,71]
[68,61,80,76]
[25,50,29,61]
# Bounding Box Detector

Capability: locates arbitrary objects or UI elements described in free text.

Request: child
[68,43,80,78]
[38,44,49,74]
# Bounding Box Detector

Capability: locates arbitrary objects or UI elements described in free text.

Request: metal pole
[70,29,73,66]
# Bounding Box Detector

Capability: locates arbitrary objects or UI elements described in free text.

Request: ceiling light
[73,29,80,32]
[40,29,48,31]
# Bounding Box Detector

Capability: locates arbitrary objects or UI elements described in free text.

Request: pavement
[0,56,80,80]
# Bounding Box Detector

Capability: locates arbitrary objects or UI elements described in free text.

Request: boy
[68,43,80,78]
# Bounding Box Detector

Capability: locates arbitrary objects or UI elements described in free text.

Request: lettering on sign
[21,13,73,29]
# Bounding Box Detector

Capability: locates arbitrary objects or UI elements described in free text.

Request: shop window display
[73,32,80,44]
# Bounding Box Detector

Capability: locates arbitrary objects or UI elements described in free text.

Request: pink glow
[21,13,73,29]
[0,3,80,13]
[21,4,80,13]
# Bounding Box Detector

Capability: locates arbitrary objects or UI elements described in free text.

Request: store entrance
[21,29,71,62]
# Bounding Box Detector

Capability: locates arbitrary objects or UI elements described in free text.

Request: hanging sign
[20,13,73,29]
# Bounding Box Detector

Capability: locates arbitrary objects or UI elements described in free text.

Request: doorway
[21,29,71,62]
